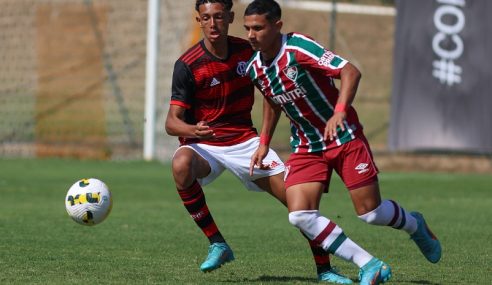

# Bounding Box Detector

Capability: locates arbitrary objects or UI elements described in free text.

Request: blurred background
[1,0,490,173]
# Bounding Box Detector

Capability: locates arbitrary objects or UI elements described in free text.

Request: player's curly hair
[244,0,281,22]
[195,0,233,12]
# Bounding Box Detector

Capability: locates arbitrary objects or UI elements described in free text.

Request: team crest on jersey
[283,66,298,82]
[236,61,247,76]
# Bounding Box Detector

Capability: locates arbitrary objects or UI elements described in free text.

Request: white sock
[289,210,373,268]
[333,237,374,268]
[358,199,417,234]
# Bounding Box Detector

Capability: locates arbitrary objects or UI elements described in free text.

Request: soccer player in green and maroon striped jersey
[166,1,354,282]
[244,1,441,284]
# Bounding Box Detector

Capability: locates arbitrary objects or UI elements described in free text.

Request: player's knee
[172,152,193,174]
[171,153,195,188]
[288,210,316,229]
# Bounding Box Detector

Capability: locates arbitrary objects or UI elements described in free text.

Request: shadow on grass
[401,280,442,285]
[221,275,356,283]
[222,276,446,284]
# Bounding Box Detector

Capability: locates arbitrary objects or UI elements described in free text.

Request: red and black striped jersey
[170,36,257,146]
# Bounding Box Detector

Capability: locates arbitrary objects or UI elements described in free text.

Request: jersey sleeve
[171,60,195,109]
[288,34,348,79]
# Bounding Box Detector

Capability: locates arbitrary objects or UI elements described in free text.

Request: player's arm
[295,41,361,140]
[338,62,361,110]
[165,60,214,139]
[165,105,213,139]
[324,62,361,141]
[249,96,281,176]
[260,95,282,144]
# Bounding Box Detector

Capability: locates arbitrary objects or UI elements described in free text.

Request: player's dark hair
[244,0,281,22]
[195,0,233,12]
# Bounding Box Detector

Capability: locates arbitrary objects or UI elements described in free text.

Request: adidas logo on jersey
[210,77,221,87]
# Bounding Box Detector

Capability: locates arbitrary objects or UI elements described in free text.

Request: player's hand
[324,112,346,141]
[194,121,215,139]
[249,145,270,176]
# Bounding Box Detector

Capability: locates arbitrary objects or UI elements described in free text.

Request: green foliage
[0,158,490,284]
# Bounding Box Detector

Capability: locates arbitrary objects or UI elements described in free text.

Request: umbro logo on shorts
[355,163,369,174]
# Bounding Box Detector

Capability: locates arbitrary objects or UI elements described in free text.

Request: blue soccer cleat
[200,242,235,272]
[318,268,354,284]
[410,212,442,263]
[358,258,392,285]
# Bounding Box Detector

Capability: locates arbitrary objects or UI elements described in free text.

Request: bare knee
[172,150,195,189]
[172,148,211,189]
[349,183,382,215]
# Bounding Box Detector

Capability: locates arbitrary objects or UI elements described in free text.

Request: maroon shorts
[284,136,379,191]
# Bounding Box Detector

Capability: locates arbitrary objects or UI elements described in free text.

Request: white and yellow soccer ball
[65,178,113,226]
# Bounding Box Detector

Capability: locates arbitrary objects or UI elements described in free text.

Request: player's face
[243,14,282,59]
[196,3,234,44]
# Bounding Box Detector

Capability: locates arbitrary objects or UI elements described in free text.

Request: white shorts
[176,137,285,192]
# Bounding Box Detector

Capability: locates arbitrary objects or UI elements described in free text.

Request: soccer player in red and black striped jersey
[165,1,347,281]
[244,1,442,284]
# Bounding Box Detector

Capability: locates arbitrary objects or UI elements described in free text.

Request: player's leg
[350,183,441,263]
[342,137,441,263]
[238,138,349,284]
[254,174,352,284]
[286,182,391,285]
[172,146,234,272]
[285,153,391,284]
[305,233,354,284]
[172,146,223,242]
[349,182,417,233]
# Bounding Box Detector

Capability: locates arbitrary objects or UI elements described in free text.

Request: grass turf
[0,158,490,284]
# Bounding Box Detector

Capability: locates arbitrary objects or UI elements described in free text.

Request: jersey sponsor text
[272,86,307,104]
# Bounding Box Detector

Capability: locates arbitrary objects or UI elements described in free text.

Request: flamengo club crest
[236,61,247,76]
[283,66,298,81]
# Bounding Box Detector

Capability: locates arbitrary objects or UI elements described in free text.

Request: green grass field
[0,158,490,284]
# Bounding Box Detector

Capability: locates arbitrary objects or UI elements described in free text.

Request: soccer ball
[65,178,113,226]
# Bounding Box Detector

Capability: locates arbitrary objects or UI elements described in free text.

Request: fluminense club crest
[283,66,298,81]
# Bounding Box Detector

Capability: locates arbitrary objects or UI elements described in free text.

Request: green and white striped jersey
[247,32,363,153]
